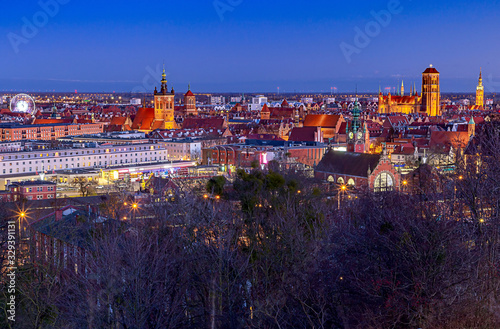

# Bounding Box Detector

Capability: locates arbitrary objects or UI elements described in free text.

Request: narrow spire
[188,83,191,91]
[161,65,167,83]
[401,80,404,96]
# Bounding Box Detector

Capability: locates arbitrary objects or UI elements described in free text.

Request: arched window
[337,177,345,185]
[374,172,394,192]
[327,175,334,183]
[347,178,355,186]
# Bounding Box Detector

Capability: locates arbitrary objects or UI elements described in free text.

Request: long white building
[0,143,168,176]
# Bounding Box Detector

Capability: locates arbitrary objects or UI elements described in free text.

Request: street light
[132,203,138,209]
[338,185,347,208]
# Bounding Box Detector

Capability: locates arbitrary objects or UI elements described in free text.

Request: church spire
[161,64,167,94]
[478,67,483,86]
[401,80,404,96]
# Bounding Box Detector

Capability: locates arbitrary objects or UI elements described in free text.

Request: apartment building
[0,143,168,176]
[0,122,103,141]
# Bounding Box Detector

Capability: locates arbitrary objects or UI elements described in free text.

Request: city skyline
[1,0,498,93]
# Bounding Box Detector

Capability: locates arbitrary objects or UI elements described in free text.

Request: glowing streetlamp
[338,185,347,208]
[132,203,138,209]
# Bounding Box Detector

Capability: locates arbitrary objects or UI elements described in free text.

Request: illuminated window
[374,172,394,192]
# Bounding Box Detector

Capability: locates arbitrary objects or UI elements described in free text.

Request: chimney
[55,209,63,221]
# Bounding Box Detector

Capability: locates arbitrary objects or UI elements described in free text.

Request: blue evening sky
[0,0,498,93]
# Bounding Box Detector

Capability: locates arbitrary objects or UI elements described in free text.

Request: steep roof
[289,127,321,142]
[131,107,155,130]
[182,118,226,130]
[303,114,341,128]
[316,151,381,178]
[430,131,469,150]
[109,116,128,126]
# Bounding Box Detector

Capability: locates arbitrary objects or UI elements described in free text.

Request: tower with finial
[154,65,176,129]
[184,83,197,116]
[401,80,404,96]
[476,68,484,108]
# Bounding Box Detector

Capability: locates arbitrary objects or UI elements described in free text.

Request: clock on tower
[346,100,362,152]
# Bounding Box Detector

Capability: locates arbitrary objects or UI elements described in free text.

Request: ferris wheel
[10,93,36,115]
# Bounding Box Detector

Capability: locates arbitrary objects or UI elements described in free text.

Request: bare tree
[71,177,98,197]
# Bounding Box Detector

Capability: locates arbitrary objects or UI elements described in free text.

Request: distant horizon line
[0,90,491,96]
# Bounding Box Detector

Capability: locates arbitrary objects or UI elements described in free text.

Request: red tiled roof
[289,127,321,142]
[33,118,74,124]
[151,120,165,131]
[109,116,127,126]
[423,67,439,74]
[303,114,341,128]
[131,107,155,130]
[269,108,294,118]
[182,118,226,130]
[246,134,284,141]
[393,143,415,155]
[430,131,469,150]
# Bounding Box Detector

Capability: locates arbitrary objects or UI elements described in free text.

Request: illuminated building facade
[183,85,198,116]
[378,65,441,116]
[421,65,441,116]
[476,68,484,108]
[0,143,167,176]
[132,67,177,131]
